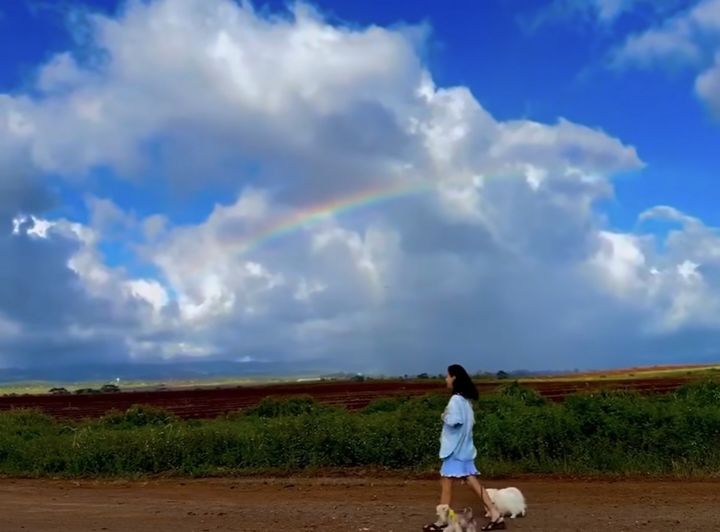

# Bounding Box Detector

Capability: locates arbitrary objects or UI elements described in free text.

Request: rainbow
[234,180,433,255]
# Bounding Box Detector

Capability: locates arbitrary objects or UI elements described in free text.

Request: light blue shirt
[439,394,477,461]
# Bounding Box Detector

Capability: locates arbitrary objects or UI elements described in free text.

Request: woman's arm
[442,395,464,426]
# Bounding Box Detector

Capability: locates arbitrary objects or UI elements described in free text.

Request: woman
[423,364,505,531]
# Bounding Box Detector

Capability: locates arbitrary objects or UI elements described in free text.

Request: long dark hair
[448,364,479,400]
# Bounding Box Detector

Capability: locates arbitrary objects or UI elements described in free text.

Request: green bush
[1,382,720,477]
[361,395,410,414]
[674,380,720,404]
[97,405,177,428]
[496,381,548,406]
[243,395,338,417]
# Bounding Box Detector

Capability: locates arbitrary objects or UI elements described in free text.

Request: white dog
[484,487,527,519]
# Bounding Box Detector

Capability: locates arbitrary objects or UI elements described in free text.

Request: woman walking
[423,364,505,531]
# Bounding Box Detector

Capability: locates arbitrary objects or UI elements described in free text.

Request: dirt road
[0,477,716,531]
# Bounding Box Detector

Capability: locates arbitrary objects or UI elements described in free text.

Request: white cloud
[589,231,647,294]
[1,0,424,196]
[25,216,55,239]
[0,314,21,339]
[2,0,720,373]
[524,0,678,31]
[613,0,720,114]
[639,204,700,225]
[0,215,152,368]
[36,52,89,93]
[696,53,720,114]
[126,279,169,311]
[595,0,635,22]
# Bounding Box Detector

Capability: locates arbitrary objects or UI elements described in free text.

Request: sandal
[422,524,446,531]
[480,519,506,530]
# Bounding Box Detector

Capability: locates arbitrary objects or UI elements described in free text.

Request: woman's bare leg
[424,477,455,530]
[440,477,453,506]
[466,476,502,522]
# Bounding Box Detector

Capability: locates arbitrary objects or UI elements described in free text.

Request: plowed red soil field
[0,376,696,420]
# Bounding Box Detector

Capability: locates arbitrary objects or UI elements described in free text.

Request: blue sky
[2,0,720,375]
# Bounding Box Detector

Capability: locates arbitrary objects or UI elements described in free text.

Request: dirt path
[0,477,717,531]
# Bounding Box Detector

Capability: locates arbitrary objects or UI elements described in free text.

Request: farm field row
[0,375,697,419]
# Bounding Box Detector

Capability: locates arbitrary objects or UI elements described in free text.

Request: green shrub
[496,381,548,406]
[674,380,720,404]
[243,395,337,417]
[97,405,177,428]
[1,383,720,477]
[361,395,410,414]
